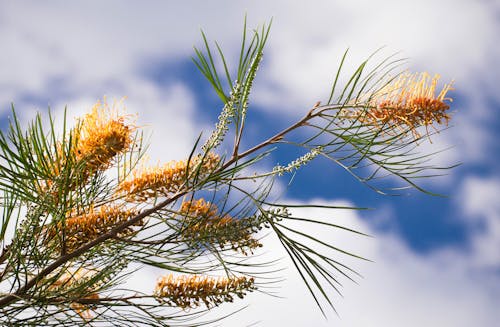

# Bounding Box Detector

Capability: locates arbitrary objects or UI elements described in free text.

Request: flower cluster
[273,146,323,176]
[201,82,241,152]
[117,153,220,201]
[74,99,134,172]
[349,72,453,138]
[40,99,134,198]
[240,52,263,118]
[154,274,255,309]
[45,205,142,252]
[178,199,262,255]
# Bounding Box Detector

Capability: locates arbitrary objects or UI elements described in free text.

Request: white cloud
[242,0,499,167]
[121,79,203,162]
[1,0,497,166]
[0,1,262,107]
[3,1,496,101]
[244,0,498,104]
[15,77,201,165]
[458,176,500,271]
[196,201,500,326]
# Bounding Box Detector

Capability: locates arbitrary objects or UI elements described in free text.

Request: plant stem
[0,103,336,308]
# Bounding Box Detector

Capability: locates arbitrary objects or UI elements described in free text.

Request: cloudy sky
[1,1,499,326]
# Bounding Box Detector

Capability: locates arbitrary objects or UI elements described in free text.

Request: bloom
[40,99,135,197]
[117,153,220,201]
[74,98,134,172]
[154,274,255,309]
[45,205,142,252]
[354,72,453,138]
[178,198,262,255]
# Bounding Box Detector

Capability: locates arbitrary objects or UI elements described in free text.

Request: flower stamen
[178,199,262,255]
[117,153,220,201]
[154,274,255,309]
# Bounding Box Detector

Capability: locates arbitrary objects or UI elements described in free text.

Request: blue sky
[1,1,499,326]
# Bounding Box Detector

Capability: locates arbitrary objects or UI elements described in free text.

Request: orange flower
[177,199,262,255]
[353,72,453,138]
[45,205,142,252]
[70,293,99,320]
[117,153,220,201]
[74,98,134,172]
[154,274,255,309]
[40,99,135,197]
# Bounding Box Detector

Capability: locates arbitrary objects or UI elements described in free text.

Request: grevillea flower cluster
[117,153,220,201]
[351,72,453,138]
[42,99,134,195]
[178,199,262,255]
[74,99,134,172]
[45,205,142,252]
[154,274,255,309]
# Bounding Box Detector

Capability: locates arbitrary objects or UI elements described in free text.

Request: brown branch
[50,294,155,305]
[0,103,335,308]
[0,244,10,266]
[0,192,183,307]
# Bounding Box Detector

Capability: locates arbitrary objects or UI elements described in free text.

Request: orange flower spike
[177,199,262,255]
[358,72,453,138]
[118,153,220,201]
[70,293,99,320]
[75,98,135,172]
[45,205,142,252]
[39,99,135,197]
[154,274,255,309]
[180,198,217,218]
